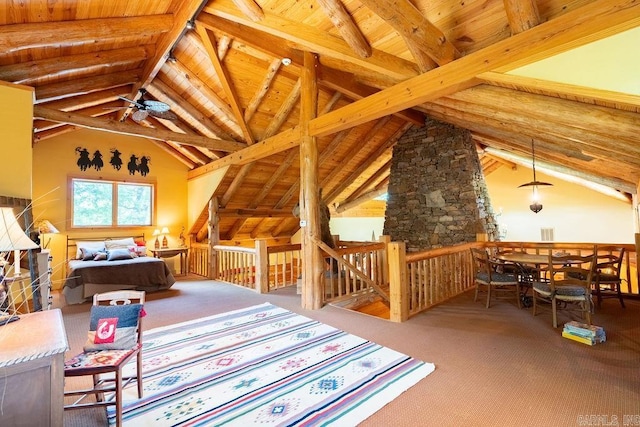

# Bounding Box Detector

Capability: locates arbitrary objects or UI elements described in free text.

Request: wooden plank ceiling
[2,0,639,243]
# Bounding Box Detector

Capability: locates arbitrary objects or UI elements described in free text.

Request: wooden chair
[592,246,625,308]
[532,252,595,328]
[64,290,145,427]
[471,248,521,309]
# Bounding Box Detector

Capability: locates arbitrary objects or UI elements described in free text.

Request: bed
[62,235,176,304]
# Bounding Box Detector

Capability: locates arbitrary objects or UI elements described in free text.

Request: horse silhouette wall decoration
[75,147,91,171]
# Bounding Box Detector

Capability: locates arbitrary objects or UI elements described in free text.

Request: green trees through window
[71,178,153,228]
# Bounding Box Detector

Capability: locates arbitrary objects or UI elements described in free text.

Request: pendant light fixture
[518,139,552,213]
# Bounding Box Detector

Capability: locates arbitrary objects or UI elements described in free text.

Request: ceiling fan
[117,89,178,122]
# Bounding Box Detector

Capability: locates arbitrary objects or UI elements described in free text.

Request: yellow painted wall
[485,166,634,243]
[187,166,228,227]
[0,81,34,198]
[32,128,189,288]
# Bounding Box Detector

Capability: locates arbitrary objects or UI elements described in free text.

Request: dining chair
[471,248,521,309]
[532,252,595,328]
[63,290,145,427]
[592,245,625,308]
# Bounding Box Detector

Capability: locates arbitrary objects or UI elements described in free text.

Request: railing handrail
[406,242,481,263]
[267,243,301,254]
[213,245,257,254]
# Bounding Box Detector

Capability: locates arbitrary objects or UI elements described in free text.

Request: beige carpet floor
[60,276,640,426]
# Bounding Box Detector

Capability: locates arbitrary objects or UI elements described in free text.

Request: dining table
[493,251,584,307]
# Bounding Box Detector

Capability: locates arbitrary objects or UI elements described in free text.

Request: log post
[379,235,391,287]
[389,241,408,322]
[208,197,220,280]
[254,239,269,293]
[299,51,324,310]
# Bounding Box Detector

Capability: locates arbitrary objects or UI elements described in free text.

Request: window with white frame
[70,178,154,228]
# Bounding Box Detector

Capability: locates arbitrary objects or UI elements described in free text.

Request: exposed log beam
[324,122,412,203]
[319,66,424,125]
[358,0,459,65]
[250,149,298,208]
[484,146,636,195]
[335,186,388,213]
[478,71,640,111]
[316,0,372,58]
[344,160,392,203]
[203,1,419,81]
[222,218,248,240]
[166,55,241,133]
[217,208,295,217]
[33,125,79,143]
[221,78,301,207]
[37,87,132,111]
[34,70,140,103]
[147,79,236,142]
[244,58,282,122]
[196,25,255,144]
[320,116,392,197]
[309,0,640,137]
[263,78,301,139]
[119,0,206,121]
[188,126,302,178]
[197,12,422,115]
[430,93,640,163]
[0,46,152,85]
[503,0,540,34]
[0,15,173,53]
[231,0,264,21]
[33,106,246,152]
[448,85,640,152]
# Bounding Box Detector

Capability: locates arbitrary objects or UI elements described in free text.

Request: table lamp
[36,219,59,249]
[161,227,169,249]
[152,229,160,249]
[0,207,39,277]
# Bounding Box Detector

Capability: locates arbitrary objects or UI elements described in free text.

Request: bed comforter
[63,256,176,295]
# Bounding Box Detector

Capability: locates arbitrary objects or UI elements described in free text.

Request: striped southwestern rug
[109,302,435,426]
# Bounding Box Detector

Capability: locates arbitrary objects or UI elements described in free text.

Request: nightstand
[151,247,188,275]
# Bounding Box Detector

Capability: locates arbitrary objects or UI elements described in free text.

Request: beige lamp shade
[36,219,59,235]
[0,208,39,251]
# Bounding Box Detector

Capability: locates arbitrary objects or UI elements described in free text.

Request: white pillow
[105,237,136,251]
[75,241,106,259]
[128,245,147,257]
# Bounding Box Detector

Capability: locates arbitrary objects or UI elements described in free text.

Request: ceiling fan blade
[149,109,178,120]
[142,100,171,112]
[132,109,149,122]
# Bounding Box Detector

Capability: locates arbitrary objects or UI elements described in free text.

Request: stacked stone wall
[383,118,499,252]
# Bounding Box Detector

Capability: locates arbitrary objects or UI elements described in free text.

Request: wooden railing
[189,242,210,277]
[189,238,639,324]
[399,242,480,318]
[214,245,257,289]
[390,240,639,322]
[267,244,302,290]
[322,241,388,302]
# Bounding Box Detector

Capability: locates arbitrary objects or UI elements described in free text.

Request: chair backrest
[93,290,145,345]
[547,252,596,293]
[471,248,497,279]
[594,245,625,278]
